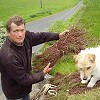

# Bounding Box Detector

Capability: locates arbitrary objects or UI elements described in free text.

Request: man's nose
[18,31,23,36]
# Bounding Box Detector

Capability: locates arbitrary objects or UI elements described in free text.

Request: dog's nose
[83,77,87,80]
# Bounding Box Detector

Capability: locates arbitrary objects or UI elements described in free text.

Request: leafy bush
[0,21,7,47]
[30,10,52,18]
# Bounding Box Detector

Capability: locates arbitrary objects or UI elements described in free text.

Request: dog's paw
[81,80,88,84]
[87,83,95,88]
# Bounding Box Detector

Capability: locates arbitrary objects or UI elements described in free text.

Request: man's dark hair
[6,16,26,32]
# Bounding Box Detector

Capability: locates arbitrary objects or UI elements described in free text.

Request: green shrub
[0,21,7,47]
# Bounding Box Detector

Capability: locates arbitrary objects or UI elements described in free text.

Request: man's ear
[6,30,10,36]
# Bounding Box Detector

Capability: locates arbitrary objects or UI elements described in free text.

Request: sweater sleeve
[4,61,45,86]
[26,31,59,46]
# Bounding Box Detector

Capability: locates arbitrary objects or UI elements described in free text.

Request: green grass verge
[75,0,100,38]
[0,0,80,23]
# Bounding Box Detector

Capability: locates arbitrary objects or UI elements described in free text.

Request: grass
[0,0,80,23]
[72,0,100,38]
[68,88,100,100]
[50,55,77,75]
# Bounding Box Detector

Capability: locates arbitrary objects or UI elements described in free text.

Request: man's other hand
[43,62,52,74]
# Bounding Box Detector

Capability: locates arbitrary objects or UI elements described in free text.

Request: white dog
[74,46,100,87]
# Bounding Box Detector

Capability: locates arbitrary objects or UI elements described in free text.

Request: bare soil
[43,71,100,100]
[32,27,93,73]
[48,71,100,95]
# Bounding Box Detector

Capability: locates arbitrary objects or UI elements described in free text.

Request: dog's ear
[89,54,96,63]
[73,55,78,64]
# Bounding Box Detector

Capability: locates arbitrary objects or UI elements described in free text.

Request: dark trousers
[7,94,30,100]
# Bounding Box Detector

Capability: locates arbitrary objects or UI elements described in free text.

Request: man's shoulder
[0,43,15,60]
[26,30,34,36]
[25,30,36,44]
[0,46,17,67]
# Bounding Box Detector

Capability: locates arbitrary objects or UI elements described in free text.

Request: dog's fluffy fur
[74,46,100,87]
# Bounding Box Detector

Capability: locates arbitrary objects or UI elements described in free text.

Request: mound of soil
[49,71,100,95]
[32,27,93,73]
[42,71,100,100]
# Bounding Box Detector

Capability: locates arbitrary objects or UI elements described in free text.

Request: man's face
[8,23,26,45]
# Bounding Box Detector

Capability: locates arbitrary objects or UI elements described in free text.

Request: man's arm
[26,31,59,46]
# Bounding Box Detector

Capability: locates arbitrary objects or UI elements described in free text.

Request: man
[0,16,63,100]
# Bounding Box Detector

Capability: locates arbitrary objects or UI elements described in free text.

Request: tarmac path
[0,1,83,99]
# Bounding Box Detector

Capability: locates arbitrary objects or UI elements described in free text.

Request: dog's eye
[79,68,82,71]
[87,66,91,70]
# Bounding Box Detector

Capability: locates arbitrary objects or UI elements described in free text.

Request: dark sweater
[0,30,59,99]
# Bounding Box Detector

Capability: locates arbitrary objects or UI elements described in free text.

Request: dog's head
[74,53,96,84]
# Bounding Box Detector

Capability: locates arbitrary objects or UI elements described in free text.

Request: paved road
[0,0,83,99]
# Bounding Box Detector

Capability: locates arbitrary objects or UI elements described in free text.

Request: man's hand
[43,62,52,74]
[59,30,69,39]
